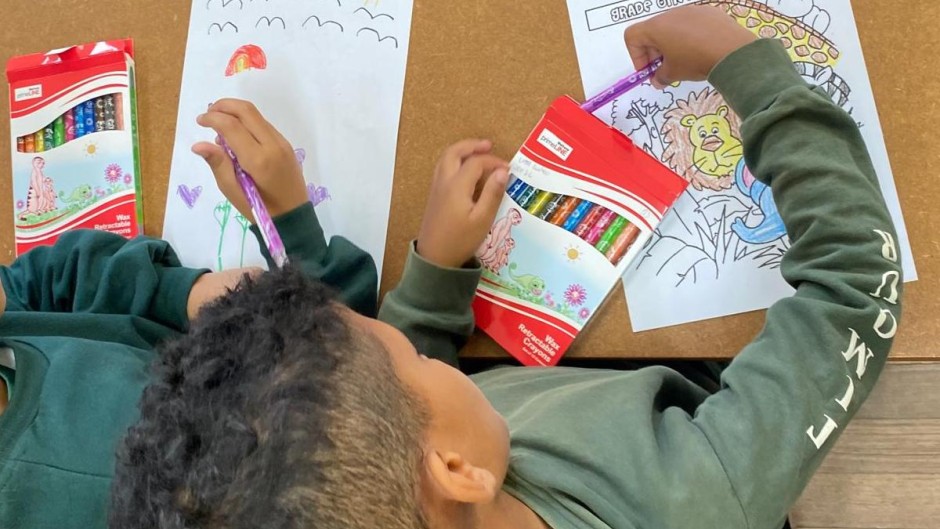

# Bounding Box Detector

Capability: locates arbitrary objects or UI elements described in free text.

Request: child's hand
[624,5,756,89]
[192,99,308,222]
[417,140,510,268]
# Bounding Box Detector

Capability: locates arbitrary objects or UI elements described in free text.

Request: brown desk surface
[0,1,936,360]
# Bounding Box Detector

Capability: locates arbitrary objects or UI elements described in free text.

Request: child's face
[347,311,511,485]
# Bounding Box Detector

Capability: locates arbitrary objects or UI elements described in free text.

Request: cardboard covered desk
[0,0,935,359]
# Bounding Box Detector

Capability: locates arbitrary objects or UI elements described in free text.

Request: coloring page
[566,0,916,331]
[163,0,414,274]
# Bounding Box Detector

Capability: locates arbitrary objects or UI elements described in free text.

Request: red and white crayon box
[6,39,142,256]
[472,96,687,366]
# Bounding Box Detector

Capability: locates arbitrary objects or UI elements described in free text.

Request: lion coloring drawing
[605,0,855,286]
[662,91,743,191]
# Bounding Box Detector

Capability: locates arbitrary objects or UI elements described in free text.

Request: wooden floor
[791,363,940,529]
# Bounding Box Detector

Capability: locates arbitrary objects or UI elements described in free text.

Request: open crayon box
[472,96,688,366]
[6,39,142,255]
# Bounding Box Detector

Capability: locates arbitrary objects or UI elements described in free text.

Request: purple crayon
[218,136,289,268]
[580,57,663,114]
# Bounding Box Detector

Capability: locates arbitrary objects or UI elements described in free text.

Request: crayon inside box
[7,39,142,256]
[15,94,126,154]
[472,96,687,366]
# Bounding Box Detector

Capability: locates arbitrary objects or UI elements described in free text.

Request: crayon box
[472,96,687,366]
[6,39,142,255]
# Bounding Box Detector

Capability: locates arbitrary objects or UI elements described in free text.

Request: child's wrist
[415,240,459,269]
[414,240,477,271]
[267,195,309,219]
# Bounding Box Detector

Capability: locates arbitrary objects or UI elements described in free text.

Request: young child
[3,5,903,529]
[112,6,903,529]
[0,84,505,529]
[0,108,382,527]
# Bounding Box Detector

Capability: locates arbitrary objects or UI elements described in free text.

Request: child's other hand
[192,99,308,222]
[417,140,510,269]
[624,5,756,89]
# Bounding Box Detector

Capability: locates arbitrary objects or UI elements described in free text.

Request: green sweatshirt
[379,39,903,529]
[0,203,377,528]
[0,38,904,529]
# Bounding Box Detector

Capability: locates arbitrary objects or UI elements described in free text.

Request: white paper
[566,0,916,331]
[163,0,414,274]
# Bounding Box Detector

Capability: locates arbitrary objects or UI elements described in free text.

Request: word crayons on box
[473,96,687,366]
[7,39,142,255]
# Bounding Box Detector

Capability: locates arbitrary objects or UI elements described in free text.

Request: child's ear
[424,451,497,504]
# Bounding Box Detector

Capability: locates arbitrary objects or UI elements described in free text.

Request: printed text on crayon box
[14,85,42,102]
[537,129,574,161]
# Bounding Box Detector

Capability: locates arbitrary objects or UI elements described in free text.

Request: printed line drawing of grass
[635,189,789,287]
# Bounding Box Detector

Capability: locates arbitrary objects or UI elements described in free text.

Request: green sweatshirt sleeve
[686,39,903,527]
[251,203,378,317]
[0,230,207,331]
[377,242,481,367]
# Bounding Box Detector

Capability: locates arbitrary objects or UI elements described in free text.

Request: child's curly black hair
[109,267,429,529]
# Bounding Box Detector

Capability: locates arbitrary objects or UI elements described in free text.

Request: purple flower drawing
[564,284,587,306]
[307,183,331,206]
[105,163,123,184]
[578,307,591,320]
[16,200,24,210]
[123,173,133,185]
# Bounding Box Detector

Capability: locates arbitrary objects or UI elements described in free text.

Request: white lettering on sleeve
[806,415,838,449]
[869,270,900,304]
[872,229,898,262]
[805,227,901,452]
[834,375,855,412]
[841,329,874,379]
[873,309,898,339]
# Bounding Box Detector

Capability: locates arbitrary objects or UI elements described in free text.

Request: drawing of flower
[105,163,123,184]
[578,307,591,320]
[543,292,556,308]
[564,284,587,306]
[123,173,133,185]
[16,200,24,210]
[95,187,106,197]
